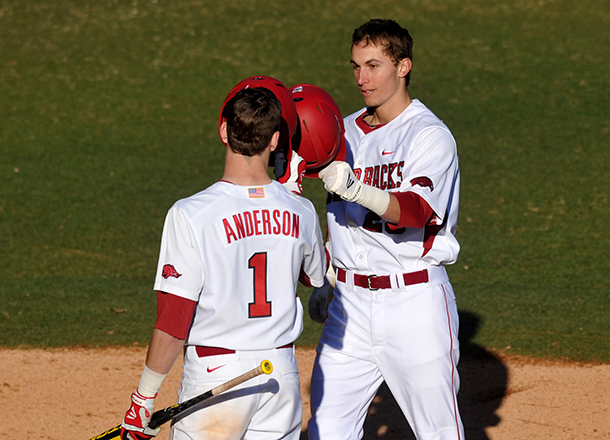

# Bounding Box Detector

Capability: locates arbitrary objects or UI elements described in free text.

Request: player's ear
[269,131,280,152]
[398,58,412,79]
[220,121,229,145]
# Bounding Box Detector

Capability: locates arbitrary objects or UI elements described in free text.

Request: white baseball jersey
[310,100,464,440]
[153,180,326,350]
[328,99,460,274]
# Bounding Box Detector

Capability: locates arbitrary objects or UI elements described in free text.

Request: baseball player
[120,86,326,440]
[308,19,464,440]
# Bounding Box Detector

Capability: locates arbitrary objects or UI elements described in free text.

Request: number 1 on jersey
[248,252,271,318]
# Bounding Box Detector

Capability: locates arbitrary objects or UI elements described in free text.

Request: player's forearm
[132,329,184,399]
[145,328,186,375]
[379,193,401,224]
[319,162,430,225]
[367,189,436,228]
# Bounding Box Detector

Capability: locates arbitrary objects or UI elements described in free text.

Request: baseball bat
[88,359,273,440]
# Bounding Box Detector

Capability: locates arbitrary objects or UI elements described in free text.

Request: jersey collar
[356,109,388,134]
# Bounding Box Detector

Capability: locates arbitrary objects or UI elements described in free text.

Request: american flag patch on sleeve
[248,187,265,198]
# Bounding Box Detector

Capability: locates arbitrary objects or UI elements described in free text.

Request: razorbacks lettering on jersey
[328,99,460,274]
[153,180,326,350]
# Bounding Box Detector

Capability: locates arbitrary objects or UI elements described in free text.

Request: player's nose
[355,70,368,86]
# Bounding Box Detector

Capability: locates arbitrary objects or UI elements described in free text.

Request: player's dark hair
[223,87,282,157]
[352,19,414,87]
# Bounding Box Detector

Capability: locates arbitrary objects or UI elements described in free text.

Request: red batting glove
[120,390,161,440]
[275,149,306,195]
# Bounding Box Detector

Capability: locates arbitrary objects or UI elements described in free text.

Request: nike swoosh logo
[346,175,355,189]
[207,365,226,373]
[382,150,395,155]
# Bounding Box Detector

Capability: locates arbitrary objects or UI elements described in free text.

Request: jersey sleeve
[299,210,326,288]
[400,126,458,223]
[153,205,204,301]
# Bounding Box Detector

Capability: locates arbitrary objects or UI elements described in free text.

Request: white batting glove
[318,161,359,201]
[319,161,390,216]
[275,150,306,195]
[308,278,334,324]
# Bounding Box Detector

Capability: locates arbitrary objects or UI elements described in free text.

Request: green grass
[1,0,609,362]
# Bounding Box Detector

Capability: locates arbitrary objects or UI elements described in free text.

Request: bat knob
[261,360,273,375]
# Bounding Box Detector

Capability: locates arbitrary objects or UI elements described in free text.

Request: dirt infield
[0,346,608,440]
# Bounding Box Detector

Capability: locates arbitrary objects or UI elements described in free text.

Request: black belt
[336,268,429,290]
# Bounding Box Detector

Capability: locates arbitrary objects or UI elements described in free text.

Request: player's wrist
[138,365,167,398]
[351,183,390,217]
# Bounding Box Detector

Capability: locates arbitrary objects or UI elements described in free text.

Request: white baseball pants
[170,345,301,440]
[308,269,464,440]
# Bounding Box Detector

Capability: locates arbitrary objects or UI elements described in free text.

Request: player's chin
[361,92,378,107]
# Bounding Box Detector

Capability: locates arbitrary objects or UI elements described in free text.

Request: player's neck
[366,90,412,125]
[222,148,273,186]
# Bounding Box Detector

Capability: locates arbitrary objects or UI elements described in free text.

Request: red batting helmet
[289,84,346,178]
[218,76,298,163]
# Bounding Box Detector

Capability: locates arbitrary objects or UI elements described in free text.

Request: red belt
[336,268,429,290]
[196,343,293,358]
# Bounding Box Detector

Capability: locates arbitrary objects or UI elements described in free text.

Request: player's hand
[275,149,306,195]
[120,390,161,440]
[318,161,363,203]
[309,279,334,324]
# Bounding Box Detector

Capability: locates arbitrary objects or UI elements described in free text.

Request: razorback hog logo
[162,264,182,279]
[410,176,434,191]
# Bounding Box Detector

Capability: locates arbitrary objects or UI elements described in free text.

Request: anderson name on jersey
[222,207,302,245]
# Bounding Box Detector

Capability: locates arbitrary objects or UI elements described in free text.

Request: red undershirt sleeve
[299,267,313,287]
[153,291,197,340]
[392,191,435,229]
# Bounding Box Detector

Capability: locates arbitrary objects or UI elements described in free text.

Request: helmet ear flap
[289,84,345,178]
[219,76,298,165]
